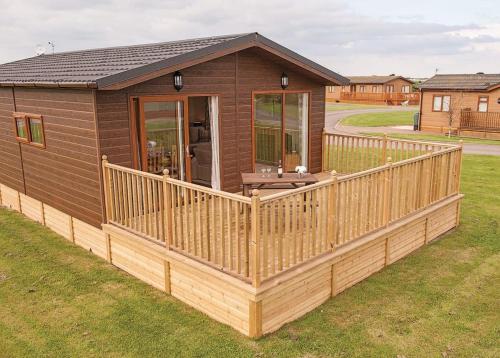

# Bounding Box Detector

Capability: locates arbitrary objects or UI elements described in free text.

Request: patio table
[241,173,318,197]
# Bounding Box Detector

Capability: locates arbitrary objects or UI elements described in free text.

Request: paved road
[325,107,500,156]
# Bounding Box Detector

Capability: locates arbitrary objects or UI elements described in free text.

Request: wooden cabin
[418,73,500,139]
[326,75,419,105]
[0,34,465,338]
[0,33,348,228]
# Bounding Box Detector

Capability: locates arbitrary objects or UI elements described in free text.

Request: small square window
[13,112,45,148]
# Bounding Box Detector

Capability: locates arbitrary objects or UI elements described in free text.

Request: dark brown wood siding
[96,48,326,192]
[13,88,103,226]
[0,87,24,192]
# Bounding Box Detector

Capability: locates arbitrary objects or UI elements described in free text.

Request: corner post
[251,189,261,288]
[383,157,393,226]
[328,170,338,250]
[101,155,111,223]
[162,169,172,249]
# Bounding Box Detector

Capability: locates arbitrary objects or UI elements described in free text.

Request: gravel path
[325,107,500,156]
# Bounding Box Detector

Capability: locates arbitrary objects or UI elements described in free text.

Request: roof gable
[0,33,348,89]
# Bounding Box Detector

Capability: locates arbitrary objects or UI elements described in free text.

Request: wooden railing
[340,92,420,104]
[165,177,252,279]
[102,133,462,288]
[322,132,452,174]
[460,110,500,131]
[250,144,461,283]
[102,162,166,241]
[102,156,253,281]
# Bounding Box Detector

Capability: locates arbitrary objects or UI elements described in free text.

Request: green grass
[1,155,499,357]
[362,132,500,146]
[326,103,387,111]
[341,111,417,127]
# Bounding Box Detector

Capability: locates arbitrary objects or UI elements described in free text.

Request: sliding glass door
[140,98,187,180]
[135,95,220,189]
[253,92,309,172]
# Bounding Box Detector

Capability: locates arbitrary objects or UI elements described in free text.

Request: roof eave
[419,86,495,92]
[0,81,97,89]
[96,33,348,90]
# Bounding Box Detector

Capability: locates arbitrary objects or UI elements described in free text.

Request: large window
[433,95,451,112]
[359,85,366,93]
[254,92,309,172]
[13,112,45,147]
[402,85,410,93]
[478,96,488,112]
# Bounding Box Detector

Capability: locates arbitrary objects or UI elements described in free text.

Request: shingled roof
[419,74,500,91]
[347,75,413,85]
[0,33,348,89]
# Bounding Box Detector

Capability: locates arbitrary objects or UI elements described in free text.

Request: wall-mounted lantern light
[281,72,289,90]
[173,71,183,91]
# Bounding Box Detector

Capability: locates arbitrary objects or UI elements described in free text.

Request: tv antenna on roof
[48,41,55,54]
[435,68,439,74]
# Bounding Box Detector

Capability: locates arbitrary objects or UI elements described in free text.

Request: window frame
[359,85,366,93]
[12,112,46,148]
[251,90,311,173]
[477,96,488,112]
[402,85,410,93]
[13,114,29,142]
[432,95,451,112]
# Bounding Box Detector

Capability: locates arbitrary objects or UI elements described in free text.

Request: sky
[0,0,498,78]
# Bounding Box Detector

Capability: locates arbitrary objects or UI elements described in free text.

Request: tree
[446,94,463,138]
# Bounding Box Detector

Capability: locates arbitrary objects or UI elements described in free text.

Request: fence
[322,132,449,173]
[460,110,500,131]
[103,157,253,282]
[340,92,420,104]
[102,133,462,287]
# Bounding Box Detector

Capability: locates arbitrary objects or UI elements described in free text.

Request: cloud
[0,0,498,77]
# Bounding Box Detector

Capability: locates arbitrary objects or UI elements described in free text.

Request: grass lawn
[341,111,417,127]
[362,132,500,146]
[1,155,499,357]
[326,103,386,111]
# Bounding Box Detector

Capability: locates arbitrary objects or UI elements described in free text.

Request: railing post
[421,153,432,207]
[383,157,393,226]
[381,133,388,165]
[456,141,464,193]
[101,155,111,223]
[328,170,338,251]
[251,189,261,288]
[322,129,326,171]
[162,169,172,249]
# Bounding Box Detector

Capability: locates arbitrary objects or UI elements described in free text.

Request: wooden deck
[1,132,464,338]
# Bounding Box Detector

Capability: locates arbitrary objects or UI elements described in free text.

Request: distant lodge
[418,73,500,139]
[326,75,419,105]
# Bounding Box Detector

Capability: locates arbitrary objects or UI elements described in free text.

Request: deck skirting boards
[0,183,462,338]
